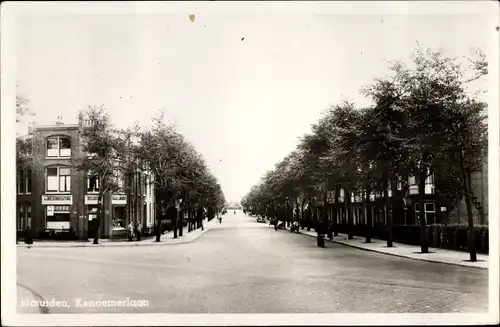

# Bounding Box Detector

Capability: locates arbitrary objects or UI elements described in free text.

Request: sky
[12,2,498,203]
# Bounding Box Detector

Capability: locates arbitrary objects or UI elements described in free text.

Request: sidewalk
[16,218,219,248]
[283,224,488,269]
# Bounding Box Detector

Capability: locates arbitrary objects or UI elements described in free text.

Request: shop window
[46,205,71,229]
[46,167,71,192]
[46,136,71,158]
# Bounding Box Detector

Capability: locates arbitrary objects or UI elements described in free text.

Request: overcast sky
[13,2,498,203]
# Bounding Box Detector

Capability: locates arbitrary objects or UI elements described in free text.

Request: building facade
[16,119,156,240]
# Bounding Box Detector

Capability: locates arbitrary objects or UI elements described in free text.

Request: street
[17,211,488,313]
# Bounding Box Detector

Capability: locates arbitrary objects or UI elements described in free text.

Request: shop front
[41,195,73,231]
[85,194,100,238]
[111,194,127,239]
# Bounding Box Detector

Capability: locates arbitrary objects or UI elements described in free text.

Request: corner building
[16,118,156,240]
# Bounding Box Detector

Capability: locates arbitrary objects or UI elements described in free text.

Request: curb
[16,224,215,249]
[290,228,488,270]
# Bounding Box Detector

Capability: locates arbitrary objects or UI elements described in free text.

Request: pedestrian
[273,218,278,231]
[128,222,134,241]
[316,220,326,248]
[218,216,222,224]
[136,222,143,241]
[24,226,33,249]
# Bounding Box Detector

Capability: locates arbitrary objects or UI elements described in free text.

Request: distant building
[16,117,156,240]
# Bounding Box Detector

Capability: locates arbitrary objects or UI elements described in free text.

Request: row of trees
[241,47,488,261]
[78,107,226,244]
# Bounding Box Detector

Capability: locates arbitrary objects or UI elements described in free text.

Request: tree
[363,47,488,257]
[16,94,35,124]
[440,98,487,261]
[138,110,225,241]
[78,106,121,244]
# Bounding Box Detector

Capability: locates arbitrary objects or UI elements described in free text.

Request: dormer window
[46,136,71,158]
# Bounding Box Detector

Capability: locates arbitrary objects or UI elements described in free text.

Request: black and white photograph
[1,1,499,326]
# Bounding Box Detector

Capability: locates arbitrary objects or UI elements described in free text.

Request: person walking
[316,220,326,248]
[128,222,134,241]
[136,222,143,241]
[24,226,33,249]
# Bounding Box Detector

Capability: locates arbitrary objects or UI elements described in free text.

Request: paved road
[17,211,488,313]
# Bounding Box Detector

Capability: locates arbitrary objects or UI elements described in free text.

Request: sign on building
[85,194,99,205]
[42,195,72,205]
[112,194,127,205]
[47,205,54,216]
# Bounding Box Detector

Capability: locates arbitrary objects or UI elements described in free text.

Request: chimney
[56,116,64,126]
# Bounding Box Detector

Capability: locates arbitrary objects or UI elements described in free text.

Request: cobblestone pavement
[16,212,488,313]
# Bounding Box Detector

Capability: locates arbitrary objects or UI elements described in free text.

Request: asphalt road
[17,211,488,313]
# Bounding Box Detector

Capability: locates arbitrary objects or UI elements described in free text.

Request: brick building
[16,118,156,240]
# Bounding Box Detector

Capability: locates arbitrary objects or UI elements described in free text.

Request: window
[26,168,32,193]
[47,167,58,192]
[414,202,436,225]
[26,205,32,228]
[19,204,24,230]
[409,176,416,185]
[46,167,71,192]
[59,138,71,156]
[46,136,71,157]
[19,169,25,194]
[87,173,100,193]
[17,171,20,194]
[59,167,71,192]
[17,204,24,230]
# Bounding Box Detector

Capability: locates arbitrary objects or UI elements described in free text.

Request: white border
[2,1,499,326]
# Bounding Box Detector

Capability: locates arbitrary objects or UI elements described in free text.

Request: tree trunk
[418,166,429,253]
[300,199,306,229]
[306,197,312,231]
[334,185,340,236]
[365,186,372,243]
[461,161,477,261]
[323,192,328,223]
[179,207,184,237]
[346,188,354,239]
[94,194,103,244]
[155,187,164,242]
[173,203,178,239]
[385,172,393,247]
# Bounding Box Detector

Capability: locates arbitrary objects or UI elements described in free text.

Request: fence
[320,222,488,254]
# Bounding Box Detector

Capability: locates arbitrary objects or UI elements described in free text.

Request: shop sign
[42,195,72,205]
[47,221,70,229]
[47,205,54,216]
[112,194,127,205]
[85,194,99,205]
